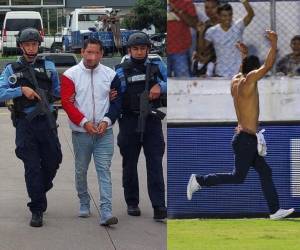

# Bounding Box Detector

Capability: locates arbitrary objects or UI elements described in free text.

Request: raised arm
[236,41,249,73]
[241,0,255,26]
[169,0,198,29]
[236,42,249,60]
[246,30,277,82]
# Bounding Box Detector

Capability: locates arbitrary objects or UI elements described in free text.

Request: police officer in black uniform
[0,28,62,227]
[115,32,167,221]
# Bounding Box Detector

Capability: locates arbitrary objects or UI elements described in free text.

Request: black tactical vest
[10,58,53,113]
[117,60,163,113]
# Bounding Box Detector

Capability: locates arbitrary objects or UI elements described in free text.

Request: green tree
[122,0,166,33]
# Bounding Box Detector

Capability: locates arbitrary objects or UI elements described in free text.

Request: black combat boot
[30,211,43,227]
[127,205,141,216]
[153,206,167,222]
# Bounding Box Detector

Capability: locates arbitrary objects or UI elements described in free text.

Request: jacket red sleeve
[61,75,85,126]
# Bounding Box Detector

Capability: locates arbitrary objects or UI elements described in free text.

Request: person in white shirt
[197,0,254,77]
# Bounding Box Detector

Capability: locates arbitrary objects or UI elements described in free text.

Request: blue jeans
[168,50,191,77]
[72,129,114,220]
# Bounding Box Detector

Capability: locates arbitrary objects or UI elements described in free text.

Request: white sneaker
[187,174,201,200]
[270,208,295,220]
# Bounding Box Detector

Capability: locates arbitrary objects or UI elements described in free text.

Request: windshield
[5,19,42,31]
[44,55,77,67]
[77,14,107,30]
[78,14,106,22]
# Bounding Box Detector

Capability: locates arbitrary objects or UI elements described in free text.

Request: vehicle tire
[51,42,62,53]
[2,47,7,57]
[121,46,127,56]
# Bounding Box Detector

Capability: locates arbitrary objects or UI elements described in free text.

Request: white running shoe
[270,208,295,220]
[187,174,201,200]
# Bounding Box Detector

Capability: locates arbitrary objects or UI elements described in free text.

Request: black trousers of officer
[117,114,166,208]
[15,114,62,213]
[196,131,280,214]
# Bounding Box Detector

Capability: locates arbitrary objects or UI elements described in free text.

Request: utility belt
[121,109,165,120]
[9,105,58,127]
[121,110,142,117]
[14,111,55,119]
[124,94,165,111]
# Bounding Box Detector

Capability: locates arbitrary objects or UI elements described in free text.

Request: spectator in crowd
[198,1,255,77]
[192,0,220,76]
[191,0,220,54]
[276,35,300,76]
[194,0,219,30]
[167,0,198,77]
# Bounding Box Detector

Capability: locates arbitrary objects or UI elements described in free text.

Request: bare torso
[231,73,259,134]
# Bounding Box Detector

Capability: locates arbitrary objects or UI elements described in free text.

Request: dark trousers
[15,115,62,213]
[117,114,165,208]
[196,131,280,214]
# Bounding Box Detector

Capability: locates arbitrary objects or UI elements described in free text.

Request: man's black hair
[217,3,233,14]
[83,37,103,50]
[242,55,261,75]
[205,0,220,4]
[291,35,300,43]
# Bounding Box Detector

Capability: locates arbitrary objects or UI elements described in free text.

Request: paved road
[0,108,167,250]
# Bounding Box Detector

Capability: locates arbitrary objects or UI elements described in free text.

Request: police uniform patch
[46,70,52,78]
[128,74,146,83]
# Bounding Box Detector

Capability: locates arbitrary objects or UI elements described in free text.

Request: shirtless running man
[187,30,294,220]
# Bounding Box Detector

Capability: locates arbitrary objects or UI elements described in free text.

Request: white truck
[1,11,62,55]
[1,11,45,56]
[62,7,135,55]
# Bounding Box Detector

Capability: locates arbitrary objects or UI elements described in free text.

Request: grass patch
[168,218,300,250]
[0,55,18,60]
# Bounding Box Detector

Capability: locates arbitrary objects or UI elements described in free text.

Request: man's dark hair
[217,3,232,14]
[291,35,300,43]
[205,0,220,4]
[83,37,103,50]
[242,55,261,75]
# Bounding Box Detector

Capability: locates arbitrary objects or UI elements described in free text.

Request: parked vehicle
[1,11,45,56]
[149,33,166,56]
[62,8,135,55]
[36,52,78,78]
[37,52,79,107]
[43,33,63,53]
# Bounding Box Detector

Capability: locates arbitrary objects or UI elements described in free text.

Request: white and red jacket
[61,60,122,132]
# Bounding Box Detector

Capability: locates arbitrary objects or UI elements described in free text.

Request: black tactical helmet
[127,32,151,47]
[17,27,42,47]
